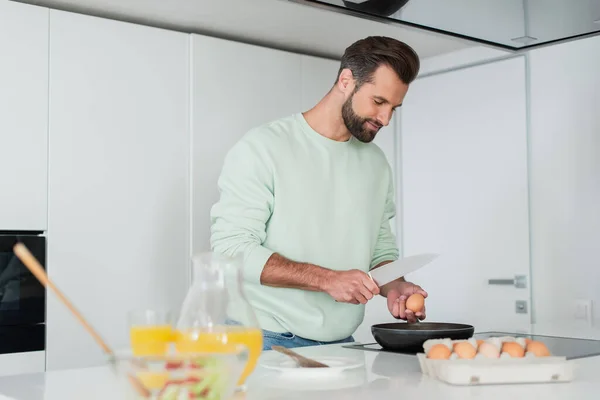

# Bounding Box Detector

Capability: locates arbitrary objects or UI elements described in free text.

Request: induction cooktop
[343,331,600,360]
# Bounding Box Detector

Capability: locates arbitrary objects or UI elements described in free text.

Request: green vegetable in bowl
[187,358,229,399]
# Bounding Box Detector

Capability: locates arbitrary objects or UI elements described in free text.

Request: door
[528,35,600,327]
[400,57,531,332]
[47,10,190,370]
[0,1,48,231]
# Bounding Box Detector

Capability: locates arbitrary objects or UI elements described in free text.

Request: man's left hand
[386,282,428,323]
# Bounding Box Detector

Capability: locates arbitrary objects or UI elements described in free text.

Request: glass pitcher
[175,251,263,390]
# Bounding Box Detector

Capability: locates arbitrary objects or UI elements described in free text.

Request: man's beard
[341,95,381,143]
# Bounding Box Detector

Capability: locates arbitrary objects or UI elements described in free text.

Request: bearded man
[210,36,428,350]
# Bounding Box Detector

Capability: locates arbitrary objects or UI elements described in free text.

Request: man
[210,36,427,350]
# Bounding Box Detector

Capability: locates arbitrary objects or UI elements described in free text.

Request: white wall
[528,34,600,327]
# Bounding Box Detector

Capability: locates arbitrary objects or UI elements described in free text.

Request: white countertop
[1,324,600,400]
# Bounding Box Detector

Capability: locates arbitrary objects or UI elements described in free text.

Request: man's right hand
[322,269,380,304]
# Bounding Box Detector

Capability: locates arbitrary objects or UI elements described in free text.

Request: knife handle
[367,272,380,289]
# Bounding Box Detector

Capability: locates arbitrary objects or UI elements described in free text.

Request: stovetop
[343,331,600,360]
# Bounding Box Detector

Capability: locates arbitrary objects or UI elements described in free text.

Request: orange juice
[130,325,173,356]
[174,326,263,385]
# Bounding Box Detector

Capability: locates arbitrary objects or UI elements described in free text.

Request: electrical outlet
[575,299,593,325]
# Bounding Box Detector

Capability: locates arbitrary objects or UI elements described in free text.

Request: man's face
[341,65,409,143]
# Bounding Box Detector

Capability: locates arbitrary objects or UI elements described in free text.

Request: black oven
[0,232,46,354]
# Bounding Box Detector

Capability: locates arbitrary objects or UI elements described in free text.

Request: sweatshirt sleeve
[210,135,275,285]
[370,168,400,270]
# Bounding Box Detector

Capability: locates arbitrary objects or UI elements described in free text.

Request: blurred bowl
[109,345,248,399]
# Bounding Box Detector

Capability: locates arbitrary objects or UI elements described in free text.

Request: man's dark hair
[336,36,420,88]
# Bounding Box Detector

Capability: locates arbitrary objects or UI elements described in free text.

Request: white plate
[259,356,364,379]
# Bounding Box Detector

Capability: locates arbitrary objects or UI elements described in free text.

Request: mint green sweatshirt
[210,113,399,342]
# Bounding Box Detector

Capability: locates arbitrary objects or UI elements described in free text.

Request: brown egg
[527,341,551,357]
[427,344,452,359]
[476,339,485,347]
[524,338,533,345]
[406,293,425,313]
[454,342,477,359]
[502,342,525,357]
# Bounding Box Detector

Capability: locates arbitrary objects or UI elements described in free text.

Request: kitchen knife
[368,253,439,287]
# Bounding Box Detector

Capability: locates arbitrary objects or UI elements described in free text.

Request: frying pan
[372,322,474,352]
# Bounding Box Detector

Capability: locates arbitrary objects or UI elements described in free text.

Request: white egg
[485,337,502,351]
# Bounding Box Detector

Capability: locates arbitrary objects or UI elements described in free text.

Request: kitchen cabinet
[46,10,190,370]
[399,57,531,332]
[0,1,48,231]
[300,55,339,110]
[191,35,302,256]
[0,352,46,377]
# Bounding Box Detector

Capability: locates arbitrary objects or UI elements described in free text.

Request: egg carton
[418,336,576,385]
[417,353,575,386]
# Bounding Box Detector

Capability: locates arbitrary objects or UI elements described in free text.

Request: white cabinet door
[528,35,600,326]
[0,352,46,377]
[47,10,190,370]
[400,57,531,332]
[191,35,302,256]
[300,55,338,110]
[0,1,48,231]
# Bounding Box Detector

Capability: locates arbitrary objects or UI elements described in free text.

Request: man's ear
[337,68,355,94]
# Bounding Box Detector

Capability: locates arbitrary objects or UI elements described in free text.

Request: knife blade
[368,253,439,287]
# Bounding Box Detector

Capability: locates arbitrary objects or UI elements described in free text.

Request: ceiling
[15,0,473,60]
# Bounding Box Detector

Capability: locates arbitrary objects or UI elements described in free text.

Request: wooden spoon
[13,243,115,360]
[271,346,329,368]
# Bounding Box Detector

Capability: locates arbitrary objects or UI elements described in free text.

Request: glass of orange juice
[175,252,264,390]
[128,309,174,357]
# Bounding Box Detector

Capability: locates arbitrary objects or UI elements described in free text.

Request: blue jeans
[261,330,355,351]
[224,319,354,350]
